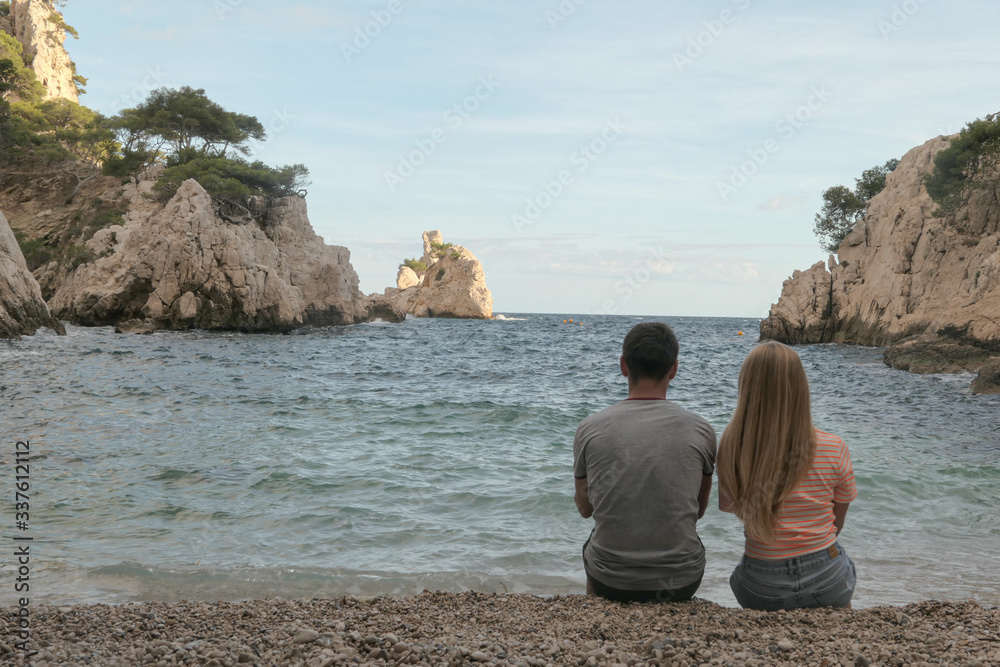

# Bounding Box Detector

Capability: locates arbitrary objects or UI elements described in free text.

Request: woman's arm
[833,502,850,535]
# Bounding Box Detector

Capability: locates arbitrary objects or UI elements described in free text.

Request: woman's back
[720,429,856,558]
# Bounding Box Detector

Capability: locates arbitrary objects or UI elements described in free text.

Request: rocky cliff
[43,176,401,333]
[762,136,1000,394]
[1,208,63,337]
[382,231,493,319]
[6,0,79,102]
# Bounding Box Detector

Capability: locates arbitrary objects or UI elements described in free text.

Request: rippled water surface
[2,315,998,607]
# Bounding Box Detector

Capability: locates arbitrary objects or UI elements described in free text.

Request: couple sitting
[573,322,857,610]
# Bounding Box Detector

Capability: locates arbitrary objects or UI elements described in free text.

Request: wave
[38,563,586,605]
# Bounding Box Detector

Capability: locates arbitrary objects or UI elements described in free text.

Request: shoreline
[3,592,998,666]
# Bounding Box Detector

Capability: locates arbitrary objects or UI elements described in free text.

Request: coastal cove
[1,315,998,609]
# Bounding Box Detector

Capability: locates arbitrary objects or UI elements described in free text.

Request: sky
[61,0,1000,317]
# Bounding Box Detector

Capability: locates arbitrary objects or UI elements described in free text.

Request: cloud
[758,196,809,211]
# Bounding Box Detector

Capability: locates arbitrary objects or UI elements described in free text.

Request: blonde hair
[718,341,816,543]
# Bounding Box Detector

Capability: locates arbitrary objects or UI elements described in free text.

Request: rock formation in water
[5,0,79,102]
[45,176,402,333]
[1,209,63,337]
[761,136,1000,393]
[380,231,493,319]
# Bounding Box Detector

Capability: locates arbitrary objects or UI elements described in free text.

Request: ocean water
[1,315,998,609]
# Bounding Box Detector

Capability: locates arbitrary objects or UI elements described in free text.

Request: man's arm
[575,477,594,519]
[833,502,849,535]
[697,474,712,520]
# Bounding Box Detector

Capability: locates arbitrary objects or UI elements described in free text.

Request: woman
[718,341,857,610]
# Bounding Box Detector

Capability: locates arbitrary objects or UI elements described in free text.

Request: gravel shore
[2,592,998,667]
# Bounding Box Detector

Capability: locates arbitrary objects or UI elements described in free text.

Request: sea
[1,315,999,609]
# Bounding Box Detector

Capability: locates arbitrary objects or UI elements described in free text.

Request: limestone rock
[365,296,406,323]
[396,265,419,290]
[971,358,1000,395]
[759,260,834,344]
[761,136,1000,390]
[8,0,79,102]
[48,179,374,332]
[421,230,444,266]
[410,246,493,319]
[882,339,992,374]
[1,209,64,337]
[381,232,493,320]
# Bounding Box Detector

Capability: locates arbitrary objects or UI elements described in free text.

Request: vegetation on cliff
[813,158,899,254]
[3,10,308,207]
[401,258,427,273]
[102,86,310,204]
[924,112,1000,216]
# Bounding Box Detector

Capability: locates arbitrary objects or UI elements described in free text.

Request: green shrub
[153,156,310,202]
[436,268,446,281]
[402,258,427,272]
[48,12,79,39]
[14,230,53,271]
[430,241,454,258]
[65,244,95,269]
[93,208,125,228]
[0,2,10,18]
[813,158,899,254]
[925,112,1000,216]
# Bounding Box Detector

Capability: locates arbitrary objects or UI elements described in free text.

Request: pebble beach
[3,593,999,667]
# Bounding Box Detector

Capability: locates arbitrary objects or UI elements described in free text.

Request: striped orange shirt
[719,429,857,560]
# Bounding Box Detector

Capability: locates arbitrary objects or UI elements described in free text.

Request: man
[573,321,717,602]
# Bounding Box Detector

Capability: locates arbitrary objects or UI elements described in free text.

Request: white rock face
[9,0,79,103]
[48,179,393,332]
[382,232,493,319]
[396,265,419,290]
[1,209,63,337]
[421,230,444,265]
[761,136,1000,391]
[759,260,834,344]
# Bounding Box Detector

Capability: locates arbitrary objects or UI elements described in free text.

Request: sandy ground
[2,592,999,667]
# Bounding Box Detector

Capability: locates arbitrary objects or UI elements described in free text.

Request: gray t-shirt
[573,399,717,591]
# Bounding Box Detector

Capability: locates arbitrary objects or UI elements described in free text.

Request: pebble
[0,594,995,666]
[293,628,321,644]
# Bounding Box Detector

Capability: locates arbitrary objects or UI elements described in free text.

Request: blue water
[1,315,998,608]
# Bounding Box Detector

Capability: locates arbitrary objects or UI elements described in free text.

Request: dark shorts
[583,534,702,603]
[730,542,856,611]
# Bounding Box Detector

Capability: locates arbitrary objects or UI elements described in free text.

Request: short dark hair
[622,322,679,381]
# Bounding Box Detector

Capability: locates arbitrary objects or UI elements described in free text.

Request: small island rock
[381,231,493,319]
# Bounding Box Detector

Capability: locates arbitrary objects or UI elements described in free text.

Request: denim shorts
[730,542,856,611]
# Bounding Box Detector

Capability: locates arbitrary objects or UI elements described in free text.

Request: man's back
[574,399,716,591]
